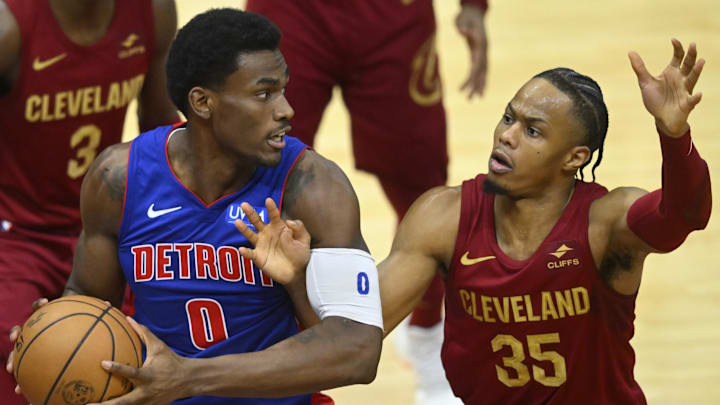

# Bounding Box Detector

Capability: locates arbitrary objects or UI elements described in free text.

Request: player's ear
[188,87,213,119]
[563,145,591,173]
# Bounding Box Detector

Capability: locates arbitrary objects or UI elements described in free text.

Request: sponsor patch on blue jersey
[225,203,267,226]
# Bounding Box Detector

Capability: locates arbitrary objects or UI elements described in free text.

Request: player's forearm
[186,317,382,398]
[627,127,712,251]
[284,278,321,328]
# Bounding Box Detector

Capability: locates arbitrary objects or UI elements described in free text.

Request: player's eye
[527,127,541,137]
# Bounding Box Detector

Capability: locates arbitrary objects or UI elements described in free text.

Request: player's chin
[258,151,283,168]
[483,175,510,196]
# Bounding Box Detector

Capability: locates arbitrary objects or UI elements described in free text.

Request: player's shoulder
[283,149,359,214]
[402,185,462,233]
[84,142,131,203]
[79,142,131,233]
[411,185,462,215]
[0,0,21,83]
[289,149,354,193]
[591,187,648,213]
[590,186,648,222]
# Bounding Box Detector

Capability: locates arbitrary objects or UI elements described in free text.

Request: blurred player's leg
[0,229,74,405]
[245,0,337,147]
[342,9,457,401]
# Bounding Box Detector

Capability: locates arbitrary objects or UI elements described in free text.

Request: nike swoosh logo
[33,53,67,71]
[460,251,496,266]
[147,203,182,218]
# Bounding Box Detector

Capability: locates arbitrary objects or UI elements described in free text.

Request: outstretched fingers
[680,42,697,75]
[264,198,281,224]
[234,219,259,246]
[238,246,256,261]
[686,58,705,93]
[669,38,685,68]
[240,202,265,232]
[628,51,652,86]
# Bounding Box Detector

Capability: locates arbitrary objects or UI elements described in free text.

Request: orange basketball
[12,295,142,405]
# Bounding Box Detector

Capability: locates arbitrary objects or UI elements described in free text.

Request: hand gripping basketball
[84,316,191,405]
[10,296,141,405]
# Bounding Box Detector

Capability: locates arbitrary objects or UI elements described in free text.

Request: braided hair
[534,68,609,181]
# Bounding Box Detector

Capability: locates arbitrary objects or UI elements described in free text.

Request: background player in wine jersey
[6,8,384,405]
[239,39,712,404]
[0,0,179,403]
[244,1,488,403]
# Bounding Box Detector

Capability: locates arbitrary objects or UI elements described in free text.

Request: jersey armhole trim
[118,139,134,239]
[278,146,311,215]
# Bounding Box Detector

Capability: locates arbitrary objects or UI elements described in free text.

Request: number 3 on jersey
[186,298,229,350]
[67,124,101,179]
[491,333,567,388]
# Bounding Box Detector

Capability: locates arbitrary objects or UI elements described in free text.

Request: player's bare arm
[236,183,462,335]
[378,185,462,333]
[64,143,131,307]
[5,143,130,385]
[456,1,488,99]
[275,150,369,326]
[588,39,711,295]
[0,1,20,95]
[136,0,179,131]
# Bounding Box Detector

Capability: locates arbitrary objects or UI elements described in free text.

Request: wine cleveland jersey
[442,174,646,404]
[118,124,311,405]
[0,0,154,231]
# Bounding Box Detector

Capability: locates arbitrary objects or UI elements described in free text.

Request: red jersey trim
[278,147,311,215]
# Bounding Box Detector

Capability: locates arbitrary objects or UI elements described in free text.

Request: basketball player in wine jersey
[0,1,179,403]
[241,39,711,404]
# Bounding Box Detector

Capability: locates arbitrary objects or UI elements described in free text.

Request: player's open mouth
[489,149,513,174]
[268,126,290,149]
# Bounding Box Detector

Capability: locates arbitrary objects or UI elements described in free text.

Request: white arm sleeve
[306,248,383,330]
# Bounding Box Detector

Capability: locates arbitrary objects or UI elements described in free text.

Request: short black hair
[534,68,609,181]
[166,8,282,115]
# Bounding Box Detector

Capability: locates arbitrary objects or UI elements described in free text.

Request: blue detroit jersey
[118,124,311,405]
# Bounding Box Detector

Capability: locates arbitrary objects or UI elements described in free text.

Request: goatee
[483,178,508,195]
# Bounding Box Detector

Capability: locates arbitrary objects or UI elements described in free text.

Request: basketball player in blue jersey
[7,8,383,405]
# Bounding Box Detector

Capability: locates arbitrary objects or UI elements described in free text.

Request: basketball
[11,295,142,405]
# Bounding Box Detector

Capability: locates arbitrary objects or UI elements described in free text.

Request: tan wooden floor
[123,0,720,403]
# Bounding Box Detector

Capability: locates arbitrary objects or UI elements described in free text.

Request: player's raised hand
[234,198,311,286]
[456,3,488,99]
[89,317,189,405]
[629,38,705,137]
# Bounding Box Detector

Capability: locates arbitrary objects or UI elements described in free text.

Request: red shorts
[247,0,447,188]
[0,226,77,403]
[0,227,76,358]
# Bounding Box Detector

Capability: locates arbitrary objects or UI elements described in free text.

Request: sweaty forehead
[511,78,573,120]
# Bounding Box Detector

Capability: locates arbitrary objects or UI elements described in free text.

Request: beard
[483,178,509,195]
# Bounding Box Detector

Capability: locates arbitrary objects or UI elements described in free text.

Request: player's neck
[168,126,257,205]
[49,0,115,46]
[493,181,575,260]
